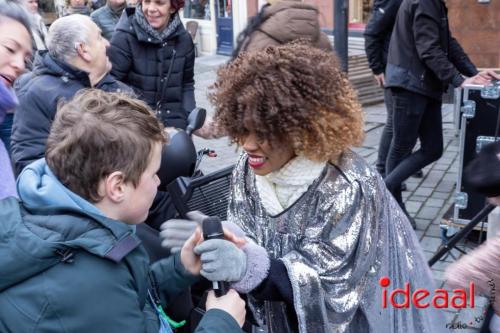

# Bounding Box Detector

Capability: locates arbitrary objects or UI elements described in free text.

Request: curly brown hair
[210,41,364,162]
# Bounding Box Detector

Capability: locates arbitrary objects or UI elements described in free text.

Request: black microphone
[202,216,229,297]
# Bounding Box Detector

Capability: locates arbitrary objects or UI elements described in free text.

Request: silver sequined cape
[227,151,450,333]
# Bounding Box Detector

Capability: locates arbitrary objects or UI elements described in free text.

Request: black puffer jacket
[11,51,130,175]
[385,0,477,100]
[108,8,195,129]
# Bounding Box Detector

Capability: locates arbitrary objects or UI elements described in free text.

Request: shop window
[184,0,211,20]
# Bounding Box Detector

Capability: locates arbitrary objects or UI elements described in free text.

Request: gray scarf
[135,5,181,43]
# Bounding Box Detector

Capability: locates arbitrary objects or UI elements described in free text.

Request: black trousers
[385,88,444,204]
[376,88,394,176]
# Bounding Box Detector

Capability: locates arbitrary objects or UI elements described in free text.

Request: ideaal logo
[379,276,474,309]
[381,277,496,330]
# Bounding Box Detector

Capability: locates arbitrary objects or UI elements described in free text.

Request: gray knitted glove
[194,239,247,282]
[159,219,197,253]
[159,211,206,252]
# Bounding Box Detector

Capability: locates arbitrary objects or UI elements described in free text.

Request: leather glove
[159,211,206,253]
[194,239,247,282]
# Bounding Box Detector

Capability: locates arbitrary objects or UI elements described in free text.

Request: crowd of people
[1,0,500,332]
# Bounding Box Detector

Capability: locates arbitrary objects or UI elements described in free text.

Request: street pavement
[192,54,489,331]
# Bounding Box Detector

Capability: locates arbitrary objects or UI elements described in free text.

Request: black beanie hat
[464,141,500,198]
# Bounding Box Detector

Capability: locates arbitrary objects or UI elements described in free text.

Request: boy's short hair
[46,89,167,202]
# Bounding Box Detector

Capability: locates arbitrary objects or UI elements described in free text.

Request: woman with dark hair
[163,42,449,332]
[0,0,32,199]
[108,0,207,135]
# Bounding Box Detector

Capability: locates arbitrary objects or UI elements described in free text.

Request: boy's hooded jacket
[0,158,241,333]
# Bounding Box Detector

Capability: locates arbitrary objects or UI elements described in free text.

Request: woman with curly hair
[164,42,448,332]
[198,0,332,139]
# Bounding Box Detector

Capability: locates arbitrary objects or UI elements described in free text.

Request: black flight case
[453,82,500,227]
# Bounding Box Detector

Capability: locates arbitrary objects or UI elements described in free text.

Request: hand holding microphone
[195,216,247,297]
[160,211,246,253]
[167,210,255,298]
[176,213,247,328]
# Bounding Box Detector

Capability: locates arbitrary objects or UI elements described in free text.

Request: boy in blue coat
[0,89,245,333]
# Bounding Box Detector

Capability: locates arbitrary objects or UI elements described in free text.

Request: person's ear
[75,42,92,63]
[102,171,127,203]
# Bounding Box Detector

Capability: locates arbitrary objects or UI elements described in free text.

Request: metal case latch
[481,85,500,100]
[476,136,499,153]
[461,100,476,119]
[455,192,468,209]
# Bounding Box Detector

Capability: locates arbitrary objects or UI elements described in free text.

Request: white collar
[255,156,326,215]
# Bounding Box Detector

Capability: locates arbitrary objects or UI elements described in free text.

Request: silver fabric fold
[227,151,449,333]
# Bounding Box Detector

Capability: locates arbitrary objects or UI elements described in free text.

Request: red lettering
[432,289,449,308]
[412,289,430,308]
[390,282,410,308]
[380,277,390,309]
[380,280,476,310]
[451,289,467,308]
[470,281,475,308]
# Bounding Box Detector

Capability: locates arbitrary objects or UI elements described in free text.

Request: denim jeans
[0,113,13,154]
[385,88,443,204]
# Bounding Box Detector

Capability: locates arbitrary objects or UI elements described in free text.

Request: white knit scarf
[255,156,326,216]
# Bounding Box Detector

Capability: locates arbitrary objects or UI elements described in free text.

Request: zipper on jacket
[54,248,75,263]
[148,271,162,304]
[147,271,186,329]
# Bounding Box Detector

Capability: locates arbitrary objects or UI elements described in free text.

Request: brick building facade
[447,0,500,69]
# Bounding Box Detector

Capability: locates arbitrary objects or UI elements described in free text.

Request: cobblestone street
[192,55,490,331]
